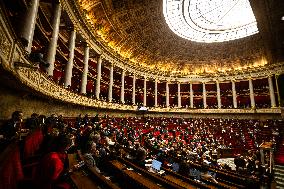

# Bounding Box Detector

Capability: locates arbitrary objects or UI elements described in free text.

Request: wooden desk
[110,160,162,189]
[163,175,196,189]
[68,154,99,189]
[118,157,186,189]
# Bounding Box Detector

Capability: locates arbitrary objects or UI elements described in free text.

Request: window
[163,0,258,43]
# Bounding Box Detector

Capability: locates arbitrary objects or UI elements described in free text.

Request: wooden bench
[118,157,187,189]
[109,159,163,189]
[70,153,121,189]
[68,154,99,189]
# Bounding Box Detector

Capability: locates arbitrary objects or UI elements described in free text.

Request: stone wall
[0,85,137,120]
[144,111,282,120]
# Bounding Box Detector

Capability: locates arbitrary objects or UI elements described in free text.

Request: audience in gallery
[0,111,282,188]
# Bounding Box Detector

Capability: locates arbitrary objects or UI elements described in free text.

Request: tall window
[163,0,258,43]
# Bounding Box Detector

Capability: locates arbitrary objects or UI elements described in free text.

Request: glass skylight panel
[163,0,258,43]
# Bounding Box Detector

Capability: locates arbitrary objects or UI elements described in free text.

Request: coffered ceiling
[76,0,284,76]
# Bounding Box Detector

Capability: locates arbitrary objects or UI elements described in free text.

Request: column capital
[98,53,104,60]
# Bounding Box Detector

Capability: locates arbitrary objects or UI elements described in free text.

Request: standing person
[25,113,39,130]
[35,134,73,189]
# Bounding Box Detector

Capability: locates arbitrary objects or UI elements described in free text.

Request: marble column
[166,81,169,107]
[232,80,237,108]
[20,0,40,53]
[95,55,102,99]
[249,78,255,108]
[143,77,147,106]
[132,75,136,105]
[80,44,89,94]
[216,81,221,108]
[108,63,114,102]
[203,82,207,108]
[190,82,193,108]
[64,30,76,88]
[120,70,125,103]
[155,79,158,107]
[45,3,61,76]
[178,83,181,108]
[268,76,276,107]
[275,75,281,107]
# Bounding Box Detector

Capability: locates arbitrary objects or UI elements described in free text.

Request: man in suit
[0,110,23,141]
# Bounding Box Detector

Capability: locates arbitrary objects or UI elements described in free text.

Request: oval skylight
[163,0,259,43]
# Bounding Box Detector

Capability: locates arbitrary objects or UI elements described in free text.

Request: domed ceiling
[76,0,269,76]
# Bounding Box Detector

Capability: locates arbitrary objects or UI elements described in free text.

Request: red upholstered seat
[0,144,24,189]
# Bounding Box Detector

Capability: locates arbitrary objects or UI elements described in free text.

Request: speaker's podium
[259,142,274,174]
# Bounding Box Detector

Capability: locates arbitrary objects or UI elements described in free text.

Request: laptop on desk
[150,160,165,174]
[152,160,162,172]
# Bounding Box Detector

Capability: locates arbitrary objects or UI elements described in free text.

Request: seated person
[80,140,101,173]
[134,143,147,167]
[179,159,191,177]
[189,167,201,180]
[200,167,218,184]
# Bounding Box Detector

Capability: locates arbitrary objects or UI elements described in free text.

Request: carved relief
[16,66,136,111]
[0,25,12,62]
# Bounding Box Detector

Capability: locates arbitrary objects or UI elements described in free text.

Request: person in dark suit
[0,111,23,141]
[25,113,39,130]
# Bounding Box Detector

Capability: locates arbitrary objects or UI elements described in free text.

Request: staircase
[274,165,284,189]
[275,121,284,165]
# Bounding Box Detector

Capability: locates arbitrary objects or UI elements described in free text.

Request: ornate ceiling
[76,0,273,76]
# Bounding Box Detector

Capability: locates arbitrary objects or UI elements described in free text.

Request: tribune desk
[259,142,274,174]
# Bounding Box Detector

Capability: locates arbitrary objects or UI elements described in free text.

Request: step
[275,179,284,188]
[275,172,284,178]
[275,165,284,170]
[275,176,284,183]
[275,168,284,173]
